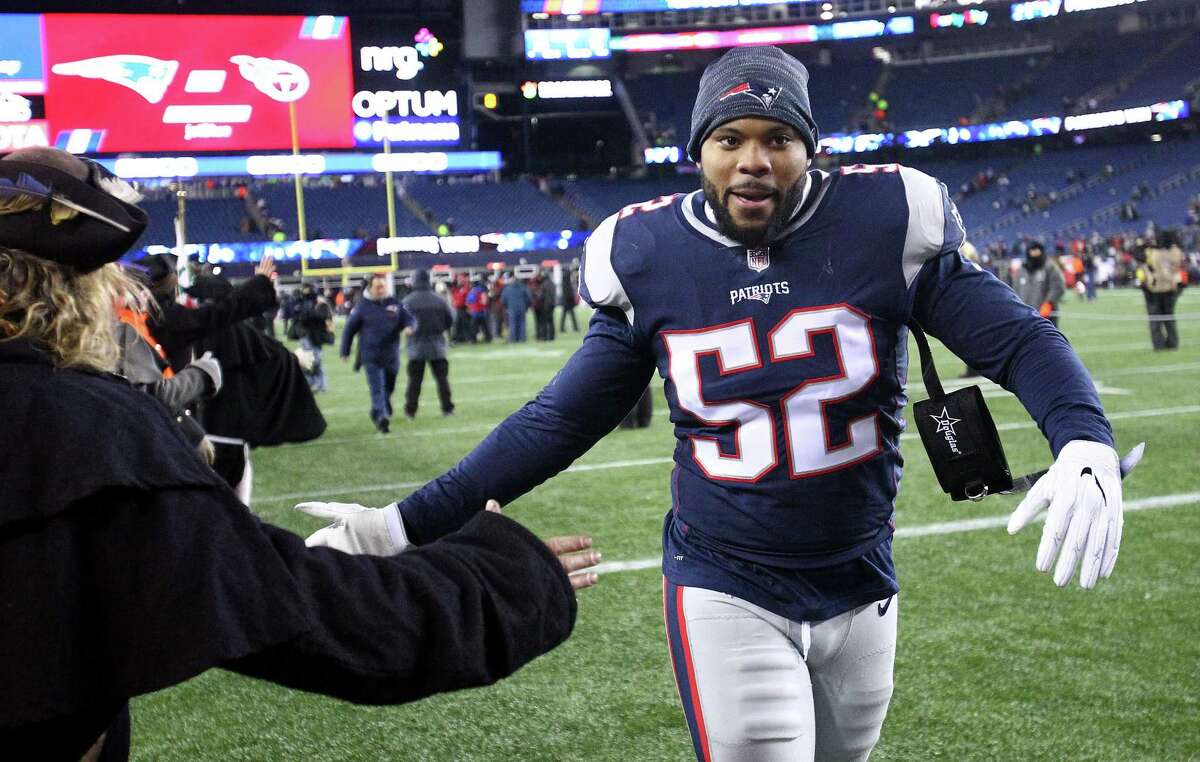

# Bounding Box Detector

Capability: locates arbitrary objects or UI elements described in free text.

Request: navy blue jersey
[396,164,1112,621]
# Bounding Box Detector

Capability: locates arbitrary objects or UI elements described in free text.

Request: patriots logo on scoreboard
[51,55,179,104]
[718,82,783,110]
[746,247,770,272]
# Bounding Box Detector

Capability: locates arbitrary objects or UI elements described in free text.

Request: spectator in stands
[501,276,532,343]
[292,284,335,392]
[1013,242,1066,327]
[560,264,580,333]
[402,269,455,419]
[467,279,491,343]
[341,274,410,434]
[1136,229,1184,350]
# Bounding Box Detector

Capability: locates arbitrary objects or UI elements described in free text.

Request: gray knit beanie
[687,46,819,161]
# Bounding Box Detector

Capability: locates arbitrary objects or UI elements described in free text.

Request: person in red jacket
[449,272,472,344]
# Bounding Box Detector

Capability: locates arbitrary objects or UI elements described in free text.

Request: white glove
[1007,440,1123,589]
[294,347,315,372]
[189,351,222,396]
[295,501,411,556]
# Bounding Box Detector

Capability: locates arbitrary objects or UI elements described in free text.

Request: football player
[300,46,1124,761]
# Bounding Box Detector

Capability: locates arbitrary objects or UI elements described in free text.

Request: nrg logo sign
[359,28,445,81]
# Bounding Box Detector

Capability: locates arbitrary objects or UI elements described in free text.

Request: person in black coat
[139,253,278,375]
[0,147,599,762]
[291,283,335,392]
[401,269,455,418]
[559,265,580,333]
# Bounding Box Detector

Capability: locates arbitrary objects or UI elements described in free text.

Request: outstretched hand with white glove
[1007,440,1123,589]
[295,501,411,556]
[295,499,602,590]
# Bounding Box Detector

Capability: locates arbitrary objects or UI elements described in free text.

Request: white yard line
[253,405,1200,505]
[253,456,674,505]
[320,392,538,415]
[274,424,497,450]
[447,347,570,360]
[452,372,554,386]
[591,491,1200,575]
[1056,312,1200,321]
[1095,361,1200,377]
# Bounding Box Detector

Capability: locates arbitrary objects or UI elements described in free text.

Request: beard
[701,172,806,248]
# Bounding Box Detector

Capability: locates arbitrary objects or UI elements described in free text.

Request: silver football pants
[664,582,897,761]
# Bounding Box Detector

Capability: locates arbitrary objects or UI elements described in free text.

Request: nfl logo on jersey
[746,248,770,272]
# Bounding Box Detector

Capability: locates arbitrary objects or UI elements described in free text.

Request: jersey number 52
[662,305,881,482]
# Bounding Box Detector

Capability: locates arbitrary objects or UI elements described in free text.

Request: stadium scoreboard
[0,13,465,156]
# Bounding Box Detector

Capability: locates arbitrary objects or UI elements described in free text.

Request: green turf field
[132,288,1200,761]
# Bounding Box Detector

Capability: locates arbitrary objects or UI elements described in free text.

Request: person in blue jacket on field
[341,274,410,433]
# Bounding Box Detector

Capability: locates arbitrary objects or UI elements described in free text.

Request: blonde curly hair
[0,247,140,374]
[0,146,150,373]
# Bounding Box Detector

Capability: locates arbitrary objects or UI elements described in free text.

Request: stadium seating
[999,30,1196,118]
[137,196,260,247]
[624,55,882,147]
[135,134,1198,254]
[1103,30,1200,110]
[257,182,432,240]
[565,175,700,221]
[821,29,1196,132]
[955,139,1200,245]
[404,178,581,233]
[806,57,884,135]
[885,57,1029,129]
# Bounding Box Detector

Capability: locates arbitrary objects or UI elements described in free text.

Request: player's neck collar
[776,169,830,240]
[687,170,829,248]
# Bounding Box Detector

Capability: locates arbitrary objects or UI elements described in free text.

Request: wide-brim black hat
[0,158,148,273]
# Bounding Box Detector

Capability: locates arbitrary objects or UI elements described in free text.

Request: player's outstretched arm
[294,499,601,591]
[390,307,654,545]
[911,249,1113,456]
[228,508,584,704]
[911,252,1123,588]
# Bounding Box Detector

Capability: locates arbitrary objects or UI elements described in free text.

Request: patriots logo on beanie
[687,46,819,161]
[718,82,784,110]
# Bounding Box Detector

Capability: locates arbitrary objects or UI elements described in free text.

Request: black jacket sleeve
[0,485,575,729]
[152,275,278,371]
[226,511,577,704]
